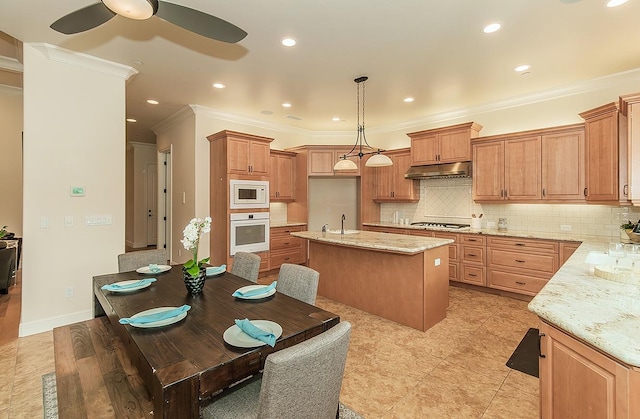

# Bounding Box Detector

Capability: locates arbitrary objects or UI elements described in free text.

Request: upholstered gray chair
[117,249,168,273]
[202,321,351,419]
[230,252,261,283]
[0,243,16,294]
[276,263,319,305]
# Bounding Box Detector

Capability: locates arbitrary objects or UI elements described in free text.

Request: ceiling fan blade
[50,2,116,35]
[155,1,247,43]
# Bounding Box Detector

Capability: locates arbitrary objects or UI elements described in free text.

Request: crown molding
[0,56,22,73]
[151,105,196,135]
[28,43,138,80]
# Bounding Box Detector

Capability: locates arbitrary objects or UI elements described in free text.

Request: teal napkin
[149,264,161,273]
[119,305,191,325]
[232,281,277,298]
[235,318,277,347]
[101,278,157,291]
[206,264,227,276]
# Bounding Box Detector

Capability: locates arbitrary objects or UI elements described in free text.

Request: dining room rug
[506,328,540,378]
[41,371,362,419]
[42,372,58,419]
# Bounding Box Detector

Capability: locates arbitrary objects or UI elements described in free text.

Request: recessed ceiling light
[403,97,414,103]
[212,83,225,89]
[281,37,296,47]
[260,110,273,115]
[606,0,628,7]
[514,64,531,72]
[282,103,292,108]
[483,23,501,33]
[147,99,159,105]
[126,118,137,123]
[332,117,341,121]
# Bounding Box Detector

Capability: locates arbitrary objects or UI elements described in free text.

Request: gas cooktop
[410,222,471,230]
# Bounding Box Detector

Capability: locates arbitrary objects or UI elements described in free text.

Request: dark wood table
[93,267,340,418]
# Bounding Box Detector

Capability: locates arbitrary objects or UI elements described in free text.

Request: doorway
[158,147,172,262]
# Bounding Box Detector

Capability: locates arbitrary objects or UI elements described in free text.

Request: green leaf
[186,264,199,277]
[184,259,196,269]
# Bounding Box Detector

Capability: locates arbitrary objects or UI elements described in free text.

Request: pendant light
[103,0,158,20]
[334,76,393,170]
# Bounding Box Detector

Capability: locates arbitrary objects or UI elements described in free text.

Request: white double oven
[229,180,270,255]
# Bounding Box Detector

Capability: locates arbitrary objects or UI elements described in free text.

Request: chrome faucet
[341,214,346,235]
[322,223,328,237]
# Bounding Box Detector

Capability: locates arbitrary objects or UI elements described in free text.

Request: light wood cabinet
[409,230,460,282]
[269,150,296,202]
[222,132,272,176]
[363,226,409,234]
[306,147,360,176]
[620,93,640,206]
[539,321,640,419]
[269,225,306,271]
[460,234,486,286]
[408,122,482,165]
[560,242,580,265]
[580,103,621,203]
[472,124,585,203]
[373,148,419,202]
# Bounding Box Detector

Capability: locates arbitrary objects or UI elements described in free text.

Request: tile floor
[1,278,539,418]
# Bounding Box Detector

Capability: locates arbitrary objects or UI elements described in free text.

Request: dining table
[92,265,340,418]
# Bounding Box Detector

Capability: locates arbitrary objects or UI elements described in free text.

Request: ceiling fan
[50,0,247,43]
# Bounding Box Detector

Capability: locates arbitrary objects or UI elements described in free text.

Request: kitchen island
[291,230,452,331]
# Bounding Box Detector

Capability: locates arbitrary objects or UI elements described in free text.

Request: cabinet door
[585,111,619,202]
[269,154,279,199]
[391,151,415,200]
[472,141,504,201]
[227,137,250,174]
[410,134,439,165]
[374,164,394,199]
[439,129,471,163]
[540,322,630,419]
[308,149,335,175]
[504,136,541,200]
[270,154,295,201]
[541,130,585,201]
[248,140,270,176]
[628,102,640,205]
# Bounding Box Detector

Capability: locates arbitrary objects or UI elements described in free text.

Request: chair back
[230,252,261,283]
[0,247,16,291]
[257,321,352,419]
[276,263,319,305]
[117,249,167,273]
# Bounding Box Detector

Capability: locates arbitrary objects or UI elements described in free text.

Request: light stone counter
[290,230,452,254]
[270,222,307,228]
[528,237,640,367]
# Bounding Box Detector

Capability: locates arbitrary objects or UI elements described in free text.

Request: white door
[146,163,158,245]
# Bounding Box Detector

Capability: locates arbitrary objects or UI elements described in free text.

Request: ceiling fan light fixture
[103,0,158,20]
[365,153,393,167]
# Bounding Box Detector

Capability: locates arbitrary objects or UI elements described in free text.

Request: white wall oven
[230,179,269,209]
[230,212,270,255]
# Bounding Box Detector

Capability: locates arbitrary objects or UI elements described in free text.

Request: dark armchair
[0,242,16,294]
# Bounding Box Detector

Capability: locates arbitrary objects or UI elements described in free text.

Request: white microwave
[229,180,269,209]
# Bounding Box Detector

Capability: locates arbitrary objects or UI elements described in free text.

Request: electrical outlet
[560,224,572,232]
[434,258,441,266]
[486,221,496,228]
[65,287,73,298]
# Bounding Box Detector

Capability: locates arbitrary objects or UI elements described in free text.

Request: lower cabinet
[460,234,487,285]
[269,225,306,271]
[539,321,640,418]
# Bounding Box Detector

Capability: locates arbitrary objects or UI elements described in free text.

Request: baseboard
[126,239,135,248]
[18,309,93,337]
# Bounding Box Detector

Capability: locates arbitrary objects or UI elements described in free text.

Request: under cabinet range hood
[404,161,472,180]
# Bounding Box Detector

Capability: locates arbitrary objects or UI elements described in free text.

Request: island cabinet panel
[373,148,419,202]
[270,150,296,202]
[408,122,482,165]
[410,230,459,282]
[539,321,640,419]
[269,225,306,270]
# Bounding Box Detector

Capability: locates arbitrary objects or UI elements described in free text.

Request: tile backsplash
[381,178,640,239]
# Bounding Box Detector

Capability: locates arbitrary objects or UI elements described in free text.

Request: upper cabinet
[620,93,640,206]
[270,150,296,202]
[408,122,483,166]
[472,124,585,203]
[373,148,419,202]
[209,130,273,177]
[288,145,361,176]
[579,103,626,204]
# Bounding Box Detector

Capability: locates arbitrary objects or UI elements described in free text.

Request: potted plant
[621,220,640,243]
[180,216,212,294]
[0,226,7,239]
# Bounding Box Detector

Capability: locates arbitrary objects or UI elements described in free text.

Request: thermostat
[70,186,85,197]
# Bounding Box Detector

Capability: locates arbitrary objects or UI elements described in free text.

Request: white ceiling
[1,0,640,142]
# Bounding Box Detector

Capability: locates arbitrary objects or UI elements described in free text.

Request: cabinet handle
[284,257,290,260]
[467,239,477,242]
[515,243,525,246]
[505,189,508,198]
[468,273,477,277]
[538,333,546,358]
[515,259,526,263]
[467,253,477,257]
[584,187,588,197]
[500,189,504,198]
[624,184,629,196]
[542,188,546,197]
[515,281,526,285]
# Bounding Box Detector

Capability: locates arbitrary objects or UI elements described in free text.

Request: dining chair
[117,249,168,273]
[202,321,352,419]
[230,252,261,283]
[276,263,319,305]
[0,243,16,294]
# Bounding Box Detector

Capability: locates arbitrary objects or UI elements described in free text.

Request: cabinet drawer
[461,265,485,286]
[461,245,485,265]
[270,226,304,237]
[449,262,459,282]
[461,234,486,246]
[488,236,558,254]
[488,249,557,276]
[270,235,303,251]
[257,251,270,272]
[270,248,304,267]
[488,269,548,296]
[409,229,433,237]
[433,232,459,243]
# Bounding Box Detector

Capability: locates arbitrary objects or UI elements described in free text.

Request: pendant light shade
[365,153,393,167]
[334,76,393,170]
[103,0,157,19]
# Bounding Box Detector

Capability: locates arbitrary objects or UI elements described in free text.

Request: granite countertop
[290,230,452,254]
[528,237,640,367]
[270,222,307,228]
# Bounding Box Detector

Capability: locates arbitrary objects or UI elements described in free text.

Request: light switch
[40,217,49,229]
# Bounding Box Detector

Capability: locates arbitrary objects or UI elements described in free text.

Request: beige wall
[20,43,134,336]
[0,85,23,237]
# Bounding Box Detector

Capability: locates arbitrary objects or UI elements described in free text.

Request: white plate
[136,264,171,274]
[129,306,188,328]
[103,279,153,293]
[232,284,276,300]
[223,320,283,348]
[206,266,226,277]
